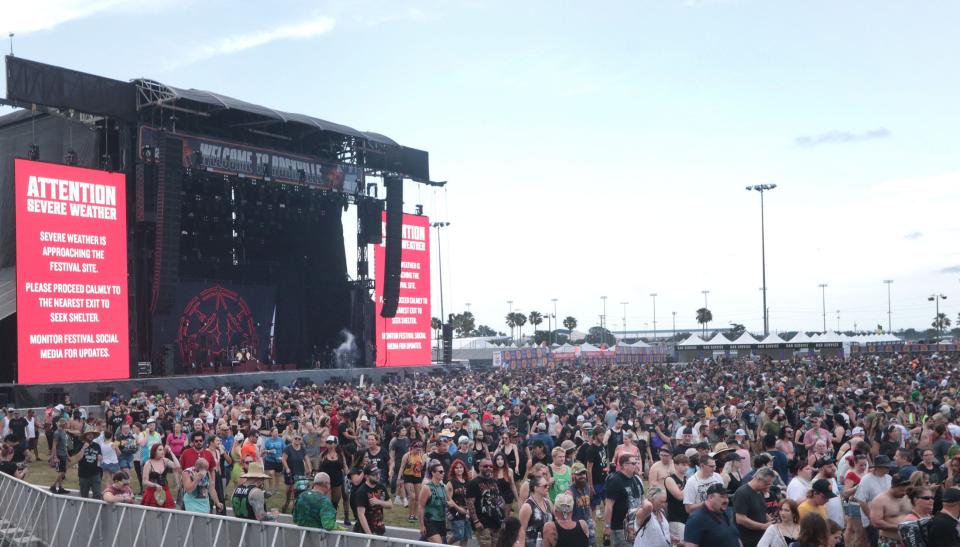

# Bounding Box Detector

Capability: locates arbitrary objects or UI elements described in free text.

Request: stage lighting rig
[26,143,39,160]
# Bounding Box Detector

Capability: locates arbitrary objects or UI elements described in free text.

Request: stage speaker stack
[150,137,183,314]
[358,199,384,245]
[442,323,453,364]
[380,176,403,318]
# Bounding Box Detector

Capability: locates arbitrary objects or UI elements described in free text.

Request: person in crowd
[447,459,473,547]
[664,453,689,540]
[856,454,894,546]
[926,487,960,546]
[387,425,410,505]
[166,422,188,460]
[263,427,285,491]
[72,429,103,499]
[141,443,180,508]
[281,431,311,513]
[604,454,643,547]
[180,457,223,513]
[632,487,674,547]
[542,492,589,547]
[868,473,912,546]
[398,440,425,521]
[683,454,723,514]
[901,484,935,522]
[418,459,448,543]
[495,517,522,547]
[787,460,814,502]
[791,513,831,547]
[355,464,391,535]
[293,472,342,531]
[493,451,519,516]
[49,417,69,494]
[103,470,135,504]
[733,467,776,547]
[468,458,506,547]
[519,474,553,547]
[548,446,572,504]
[648,447,675,491]
[683,483,740,547]
[798,479,835,521]
[232,461,275,521]
[757,499,800,547]
[316,435,349,524]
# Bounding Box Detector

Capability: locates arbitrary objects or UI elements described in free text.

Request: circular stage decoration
[177,285,260,367]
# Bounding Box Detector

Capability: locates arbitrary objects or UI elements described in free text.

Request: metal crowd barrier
[0,472,440,547]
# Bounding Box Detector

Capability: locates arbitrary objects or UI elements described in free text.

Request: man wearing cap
[71,429,103,499]
[798,479,836,521]
[856,454,894,547]
[927,487,960,546]
[868,473,912,547]
[584,426,609,509]
[293,472,341,531]
[232,462,275,521]
[568,462,595,545]
[467,458,505,547]
[811,455,844,527]
[355,464,391,535]
[683,483,740,547]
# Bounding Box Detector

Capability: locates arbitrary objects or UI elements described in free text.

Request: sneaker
[49,485,58,493]
[57,487,69,494]
[343,519,352,527]
[408,515,416,522]
[403,498,409,507]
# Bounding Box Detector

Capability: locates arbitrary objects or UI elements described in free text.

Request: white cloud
[4,0,165,34]
[169,16,335,69]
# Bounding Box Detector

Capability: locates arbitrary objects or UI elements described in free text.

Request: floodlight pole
[818,284,828,332]
[746,184,776,336]
[883,280,893,332]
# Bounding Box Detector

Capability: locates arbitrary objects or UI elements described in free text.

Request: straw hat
[241,462,270,479]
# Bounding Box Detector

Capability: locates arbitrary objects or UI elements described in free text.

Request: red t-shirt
[179,447,215,470]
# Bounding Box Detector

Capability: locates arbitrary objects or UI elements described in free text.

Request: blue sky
[3,0,959,335]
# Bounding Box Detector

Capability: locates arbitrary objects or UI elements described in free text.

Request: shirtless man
[647,447,675,490]
[868,474,913,547]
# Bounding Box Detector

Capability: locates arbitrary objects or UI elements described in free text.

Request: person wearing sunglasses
[418,460,449,543]
[281,433,312,513]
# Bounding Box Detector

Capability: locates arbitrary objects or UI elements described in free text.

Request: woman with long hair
[632,487,673,547]
[946,456,960,488]
[141,443,180,508]
[495,517,521,547]
[207,435,226,514]
[842,454,869,547]
[494,452,519,517]
[399,441,425,522]
[165,422,188,459]
[496,430,521,480]
[520,463,550,502]
[757,499,800,547]
[542,492,589,547]
[472,430,491,473]
[446,459,473,547]
[791,513,831,547]
[519,475,554,547]
[319,436,349,523]
[613,431,639,473]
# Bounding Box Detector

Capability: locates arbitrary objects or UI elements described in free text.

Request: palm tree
[933,312,952,338]
[528,311,543,338]
[563,316,577,332]
[505,313,518,341]
[696,308,713,337]
[515,312,528,343]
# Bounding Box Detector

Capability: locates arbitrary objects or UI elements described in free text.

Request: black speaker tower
[380,177,403,318]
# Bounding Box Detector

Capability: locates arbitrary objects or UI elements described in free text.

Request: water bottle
[536,532,543,547]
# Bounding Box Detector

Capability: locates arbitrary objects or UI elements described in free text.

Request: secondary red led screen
[15,159,130,384]
[374,213,431,367]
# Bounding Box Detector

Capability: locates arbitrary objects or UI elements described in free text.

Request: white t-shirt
[854,472,891,527]
[682,472,723,506]
[786,477,810,502]
[96,434,119,465]
[822,477,844,528]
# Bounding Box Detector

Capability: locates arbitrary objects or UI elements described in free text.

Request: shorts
[117,455,133,469]
[668,522,685,541]
[878,538,903,547]
[449,519,473,542]
[402,475,422,484]
[263,460,283,472]
[591,483,606,508]
[424,519,447,540]
[56,457,67,474]
[101,462,121,474]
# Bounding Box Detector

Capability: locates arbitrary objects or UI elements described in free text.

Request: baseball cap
[874,455,894,468]
[326,435,338,443]
[851,426,865,436]
[554,492,574,512]
[571,462,587,475]
[363,464,379,475]
[814,456,836,469]
[943,488,960,503]
[811,479,837,499]
[706,483,727,496]
[735,429,747,436]
[146,417,156,424]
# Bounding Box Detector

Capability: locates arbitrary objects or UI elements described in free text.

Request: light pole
[672,311,676,339]
[620,301,629,341]
[746,184,777,336]
[506,300,513,340]
[650,293,658,342]
[601,296,607,332]
[818,284,828,333]
[929,293,947,339]
[836,310,841,332]
[431,221,450,327]
[883,280,893,332]
[551,298,558,344]
[465,302,471,313]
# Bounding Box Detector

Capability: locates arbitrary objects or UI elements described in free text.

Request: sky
[2,0,959,336]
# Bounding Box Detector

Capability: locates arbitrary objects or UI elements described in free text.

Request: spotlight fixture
[64,149,77,166]
[26,143,39,161]
[415,204,424,216]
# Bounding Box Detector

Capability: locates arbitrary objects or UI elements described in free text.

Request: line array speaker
[380,177,403,318]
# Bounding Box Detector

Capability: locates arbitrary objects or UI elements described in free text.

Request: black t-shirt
[927,511,960,546]
[362,447,389,477]
[604,471,641,530]
[77,442,102,479]
[428,451,452,480]
[108,414,124,434]
[283,445,308,476]
[466,476,505,530]
[9,417,27,441]
[355,481,387,535]
[587,443,608,486]
[732,483,768,547]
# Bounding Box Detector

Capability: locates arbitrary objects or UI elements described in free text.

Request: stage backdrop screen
[15,159,129,384]
[374,213,431,367]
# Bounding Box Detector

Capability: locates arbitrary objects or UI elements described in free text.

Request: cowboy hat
[241,462,271,479]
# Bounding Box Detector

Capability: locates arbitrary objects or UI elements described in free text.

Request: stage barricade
[0,470,440,547]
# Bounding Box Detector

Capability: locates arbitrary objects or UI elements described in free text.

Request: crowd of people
[2,352,960,547]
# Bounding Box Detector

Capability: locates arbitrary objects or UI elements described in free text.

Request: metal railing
[0,472,440,547]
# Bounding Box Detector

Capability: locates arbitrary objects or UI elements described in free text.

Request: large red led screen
[374,213,431,367]
[15,159,130,384]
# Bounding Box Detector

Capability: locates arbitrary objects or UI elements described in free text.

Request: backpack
[898,516,932,547]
